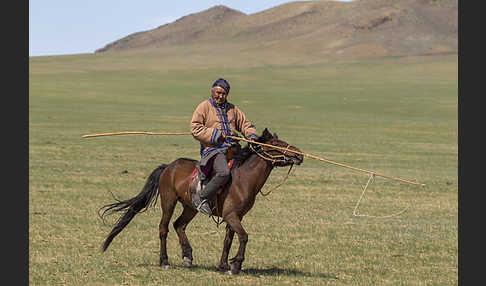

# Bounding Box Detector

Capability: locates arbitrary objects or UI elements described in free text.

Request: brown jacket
[190,97,257,159]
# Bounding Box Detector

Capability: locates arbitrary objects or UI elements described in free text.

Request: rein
[249,143,295,196]
[259,164,293,196]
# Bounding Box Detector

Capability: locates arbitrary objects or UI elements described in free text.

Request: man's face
[211,86,228,105]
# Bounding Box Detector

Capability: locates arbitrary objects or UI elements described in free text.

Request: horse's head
[251,128,304,167]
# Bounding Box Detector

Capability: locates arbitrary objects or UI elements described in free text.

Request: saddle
[189,145,239,213]
[189,159,235,200]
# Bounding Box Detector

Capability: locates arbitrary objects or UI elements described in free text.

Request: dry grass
[29,52,457,285]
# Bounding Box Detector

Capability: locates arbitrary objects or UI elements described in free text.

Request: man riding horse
[190,78,258,215]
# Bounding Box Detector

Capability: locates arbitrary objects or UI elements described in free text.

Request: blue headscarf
[212,78,230,94]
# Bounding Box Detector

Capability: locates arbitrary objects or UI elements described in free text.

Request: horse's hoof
[230,264,240,275]
[183,257,193,267]
[218,265,230,272]
[225,270,233,276]
[162,264,170,270]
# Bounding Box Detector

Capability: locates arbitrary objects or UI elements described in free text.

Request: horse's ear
[273,133,278,139]
[262,128,272,140]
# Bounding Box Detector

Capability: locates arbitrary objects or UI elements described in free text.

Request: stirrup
[196,199,212,215]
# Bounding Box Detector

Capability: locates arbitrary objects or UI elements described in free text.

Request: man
[190,78,258,215]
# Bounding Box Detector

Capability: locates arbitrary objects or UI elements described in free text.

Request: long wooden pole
[81,131,425,186]
[226,135,425,187]
[82,131,191,138]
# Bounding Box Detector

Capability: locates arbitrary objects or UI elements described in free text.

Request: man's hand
[247,134,258,141]
[216,131,227,144]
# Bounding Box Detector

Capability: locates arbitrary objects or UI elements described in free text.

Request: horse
[99,128,304,275]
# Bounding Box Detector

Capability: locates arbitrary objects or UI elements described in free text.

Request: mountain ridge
[95,0,457,61]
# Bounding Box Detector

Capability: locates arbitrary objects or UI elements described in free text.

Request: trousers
[199,152,231,200]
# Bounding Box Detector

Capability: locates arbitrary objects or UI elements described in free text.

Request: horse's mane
[231,132,268,168]
[231,143,255,168]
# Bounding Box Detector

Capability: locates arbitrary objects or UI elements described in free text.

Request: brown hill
[95,0,457,62]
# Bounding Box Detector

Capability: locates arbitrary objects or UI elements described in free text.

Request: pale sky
[29,0,352,57]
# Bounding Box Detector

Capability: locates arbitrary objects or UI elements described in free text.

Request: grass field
[29,52,457,285]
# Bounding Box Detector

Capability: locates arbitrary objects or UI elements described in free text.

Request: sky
[29,0,352,57]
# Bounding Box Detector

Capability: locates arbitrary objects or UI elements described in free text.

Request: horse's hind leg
[218,223,235,272]
[173,205,197,267]
[159,186,178,269]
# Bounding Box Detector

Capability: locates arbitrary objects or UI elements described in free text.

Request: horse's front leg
[224,213,248,275]
[218,223,235,272]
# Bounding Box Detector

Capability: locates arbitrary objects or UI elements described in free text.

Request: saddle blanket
[190,159,234,194]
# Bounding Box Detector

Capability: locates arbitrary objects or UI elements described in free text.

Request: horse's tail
[99,164,168,252]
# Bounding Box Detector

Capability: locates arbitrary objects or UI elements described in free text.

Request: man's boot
[192,189,212,215]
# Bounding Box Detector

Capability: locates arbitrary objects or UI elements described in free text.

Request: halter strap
[249,143,292,165]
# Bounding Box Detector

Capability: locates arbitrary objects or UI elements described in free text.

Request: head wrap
[212,78,230,94]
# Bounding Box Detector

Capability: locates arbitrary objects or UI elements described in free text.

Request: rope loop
[352,173,410,218]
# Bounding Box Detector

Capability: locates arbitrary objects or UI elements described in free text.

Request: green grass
[29,53,457,285]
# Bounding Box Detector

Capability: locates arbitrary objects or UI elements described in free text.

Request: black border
[9,0,29,284]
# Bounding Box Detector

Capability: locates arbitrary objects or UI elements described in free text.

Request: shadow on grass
[136,263,338,279]
[242,267,338,279]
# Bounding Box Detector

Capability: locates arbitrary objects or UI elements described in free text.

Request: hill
[96,0,457,62]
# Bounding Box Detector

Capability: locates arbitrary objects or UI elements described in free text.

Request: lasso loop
[352,173,410,219]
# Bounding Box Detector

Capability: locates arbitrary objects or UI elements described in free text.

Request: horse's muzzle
[285,146,303,165]
[293,154,304,165]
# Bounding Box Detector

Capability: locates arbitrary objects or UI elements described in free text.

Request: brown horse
[99,128,303,274]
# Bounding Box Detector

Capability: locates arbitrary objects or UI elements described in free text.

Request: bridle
[249,142,296,166]
[249,142,296,196]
